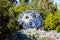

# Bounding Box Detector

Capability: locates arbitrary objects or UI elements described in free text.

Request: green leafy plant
[56,25,60,32]
[44,13,57,31]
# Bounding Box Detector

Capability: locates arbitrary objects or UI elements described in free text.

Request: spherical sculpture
[18,10,43,29]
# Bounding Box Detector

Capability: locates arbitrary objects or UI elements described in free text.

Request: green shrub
[56,26,60,32]
[54,10,60,27]
[44,13,57,31]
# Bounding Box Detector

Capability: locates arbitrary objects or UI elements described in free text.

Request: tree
[8,0,17,5]
[55,10,60,25]
[56,26,60,32]
[43,13,57,31]
[0,0,19,39]
[55,10,60,32]
[30,0,57,19]
[0,0,32,39]
[14,0,32,13]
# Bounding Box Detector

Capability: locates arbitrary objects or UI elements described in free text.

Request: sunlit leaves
[55,10,60,23]
[30,0,57,19]
[56,26,60,32]
[44,13,57,31]
[14,5,32,13]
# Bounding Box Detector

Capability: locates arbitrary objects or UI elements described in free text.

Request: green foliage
[43,13,57,31]
[14,4,32,13]
[43,9,60,32]
[56,25,60,32]
[0,0,32,38]
[7,7,19,33]
[0,0,59,39]
[0,0,20,38]
[55,10,60,23]
[8,0,17,5]
[14,0,32,13]
[55,10,60,32]
[30,0,57,19]
[20,0,26,5]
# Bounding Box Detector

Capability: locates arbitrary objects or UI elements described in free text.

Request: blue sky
[54,0,60,9]
[54,0,60,4]
[16,0,20,4]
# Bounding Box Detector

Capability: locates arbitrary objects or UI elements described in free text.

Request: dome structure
[18,10,43,29]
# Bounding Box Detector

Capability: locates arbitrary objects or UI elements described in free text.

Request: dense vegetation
[0,0,60,39]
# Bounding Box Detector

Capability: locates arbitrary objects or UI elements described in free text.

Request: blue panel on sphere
[18,10,43,29]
